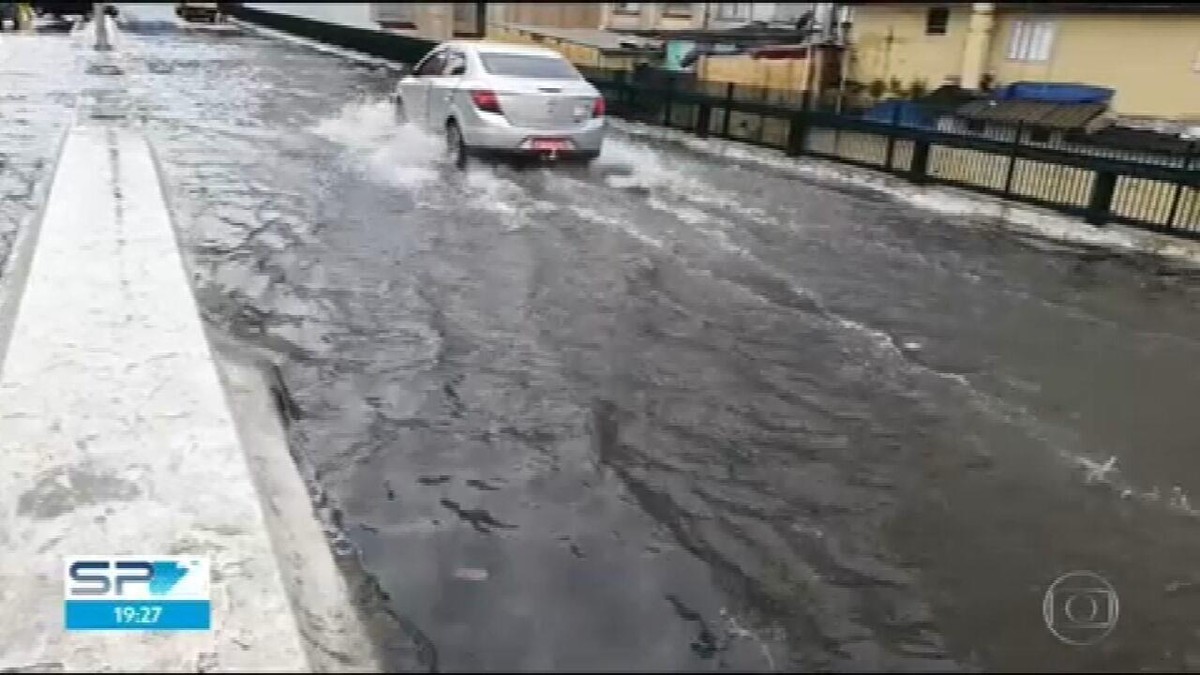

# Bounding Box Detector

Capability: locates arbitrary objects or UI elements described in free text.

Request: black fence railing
[579,68,1199,236]
[222,4,1200,238]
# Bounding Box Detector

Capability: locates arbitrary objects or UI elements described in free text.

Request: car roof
[442,40,568,59]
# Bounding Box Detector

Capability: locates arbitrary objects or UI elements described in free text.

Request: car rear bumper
[461,119,606,155]
[468,147,600,165]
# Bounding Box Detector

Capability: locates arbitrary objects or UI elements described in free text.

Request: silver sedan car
[393,41,606,168]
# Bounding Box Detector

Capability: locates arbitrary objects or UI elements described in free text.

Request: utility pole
[95,3,112,51]
[475,1,488,38]
[835,5,852,114]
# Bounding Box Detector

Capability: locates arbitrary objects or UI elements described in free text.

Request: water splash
[311,98,443,188]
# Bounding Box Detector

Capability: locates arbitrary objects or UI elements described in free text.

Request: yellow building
[490,3,604,30]
[847,2,1200,120]
[371,3,485,40]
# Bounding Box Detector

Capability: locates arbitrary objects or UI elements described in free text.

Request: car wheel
[446,121,467,170]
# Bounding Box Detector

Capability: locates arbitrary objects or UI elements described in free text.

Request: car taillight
[471,90,501,114]
[592,96,606,118]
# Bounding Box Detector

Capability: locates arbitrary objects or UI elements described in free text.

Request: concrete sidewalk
[0,120,311,674]
[0,18,376,672]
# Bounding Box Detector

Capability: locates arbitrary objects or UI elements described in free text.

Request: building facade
[599,3,830,33]
[486,3,605,30]
[847,3,1200,120]
[366,3,485,40]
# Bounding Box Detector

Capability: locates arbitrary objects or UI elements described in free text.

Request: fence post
[1164,142,1194,229]
[883,103,899,171]
[662,75,676,128]
[909,140,931,185]
[1002,120,1023,195]
[619,70,633,116]
[1166,181,1185,231]
[622,70,639,118]
[695,99,712,138]
[787,110,809,157]
[720,83,735,137]
[1086,170,1117,226]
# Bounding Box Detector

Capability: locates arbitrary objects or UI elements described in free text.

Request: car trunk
[492,78,597,131]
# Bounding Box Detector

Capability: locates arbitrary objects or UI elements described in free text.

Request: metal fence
[221,4,1200,239]
[582,68,1200,237]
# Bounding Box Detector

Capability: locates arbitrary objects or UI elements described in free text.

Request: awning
[747,44,813,60]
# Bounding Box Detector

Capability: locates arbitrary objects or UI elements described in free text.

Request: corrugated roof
[499,23,659,52]
[954,99,1107,130]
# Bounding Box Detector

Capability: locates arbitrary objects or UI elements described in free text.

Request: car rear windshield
[478,53,581,79]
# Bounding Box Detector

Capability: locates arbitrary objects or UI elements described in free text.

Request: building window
[925,7,950,35]
[662,3,694,17]
[613,2,641,14]
[1008,20,1056,62]
[716,3,752,20]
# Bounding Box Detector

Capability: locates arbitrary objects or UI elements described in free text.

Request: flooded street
[25,5,1200,670]
[0,21,83,269]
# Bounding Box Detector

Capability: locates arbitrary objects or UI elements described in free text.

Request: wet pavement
[0,21,85,269]
[9,5,1200,671]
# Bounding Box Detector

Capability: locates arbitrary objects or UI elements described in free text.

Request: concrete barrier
[0,17,376,672]
[221,3,434,65]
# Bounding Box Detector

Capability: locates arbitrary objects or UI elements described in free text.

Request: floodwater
[13,5,1200,670]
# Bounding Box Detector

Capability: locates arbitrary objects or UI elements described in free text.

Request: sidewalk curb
[0,17,378,671]
[145,135,382,673]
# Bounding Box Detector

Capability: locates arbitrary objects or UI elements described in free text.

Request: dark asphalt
[10,6,1200,671]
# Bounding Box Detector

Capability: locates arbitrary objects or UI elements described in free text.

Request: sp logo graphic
[64,556,210,631]
[67,560,193,597]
